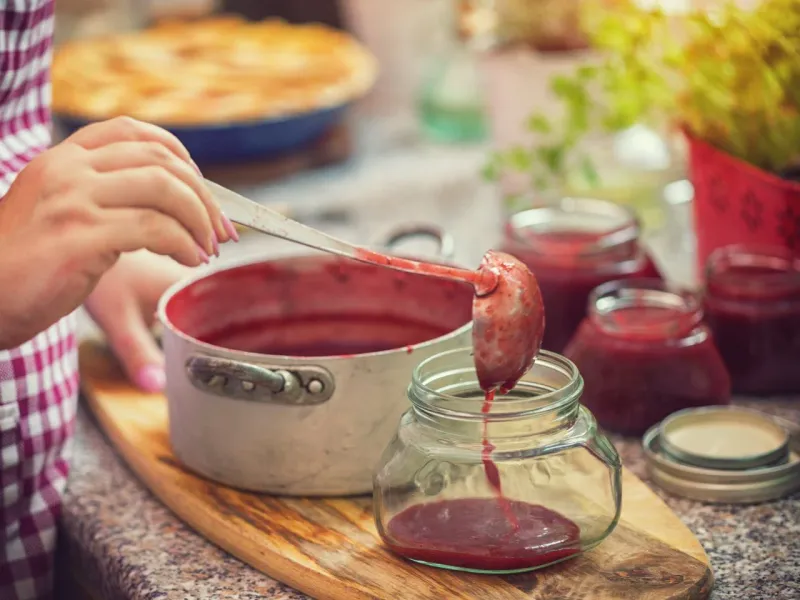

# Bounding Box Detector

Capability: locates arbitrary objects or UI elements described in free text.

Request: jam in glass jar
[564,279,731,436]
[373,348,621,574]
[499,197,662,353]
[703,245,800,395]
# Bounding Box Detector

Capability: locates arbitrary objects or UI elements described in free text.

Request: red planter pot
[688,134,800,272]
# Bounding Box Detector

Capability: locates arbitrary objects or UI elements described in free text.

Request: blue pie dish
[54,104,348,166]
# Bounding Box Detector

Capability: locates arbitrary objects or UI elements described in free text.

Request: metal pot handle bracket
[381,224,456,261]
[185,355,335,406]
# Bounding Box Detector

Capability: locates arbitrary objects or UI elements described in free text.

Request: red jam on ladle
[472,250,546,393]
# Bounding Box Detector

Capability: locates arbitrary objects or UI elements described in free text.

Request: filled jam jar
[373,348,621,574]
[499,197,662,352]
[703,245,800,395]
[564,279,731,436]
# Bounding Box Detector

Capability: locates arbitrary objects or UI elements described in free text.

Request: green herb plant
[483,0,800,199]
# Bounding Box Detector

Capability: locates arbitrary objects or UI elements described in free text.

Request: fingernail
[135,364,166,393]
[221,213,240,242]
[211,232,220,257]
[197,244,211,264]
[191,158,202,175]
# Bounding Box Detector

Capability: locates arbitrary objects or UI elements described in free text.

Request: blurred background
[52,0,797,290]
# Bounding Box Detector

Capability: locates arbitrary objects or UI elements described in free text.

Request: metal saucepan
[157,225,473,496]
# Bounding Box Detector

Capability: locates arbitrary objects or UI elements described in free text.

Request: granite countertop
[59,138,799,599]
[61,399,800,600]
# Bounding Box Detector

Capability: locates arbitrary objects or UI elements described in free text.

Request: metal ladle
[208,180,544,392]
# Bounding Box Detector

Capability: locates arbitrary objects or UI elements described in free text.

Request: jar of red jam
[703,245,800,395]
[499,197,662,352]
[564,279,731,436]
[373,347,621,574]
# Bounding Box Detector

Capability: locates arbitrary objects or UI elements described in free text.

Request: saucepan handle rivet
[208,375,227,388]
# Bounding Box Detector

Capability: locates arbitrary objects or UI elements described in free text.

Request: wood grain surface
[79,342,714,600]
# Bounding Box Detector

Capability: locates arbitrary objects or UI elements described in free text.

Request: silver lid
[643,409,800,504]
[658,406,790,470]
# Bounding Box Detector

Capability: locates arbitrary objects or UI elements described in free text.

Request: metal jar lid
[643,407,800,504]
[659,406,790,470]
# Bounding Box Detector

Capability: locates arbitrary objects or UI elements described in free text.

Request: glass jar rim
[506,196,641,259]
[705,244,800,302]
[588,278,703,340]
[410,347,582,419]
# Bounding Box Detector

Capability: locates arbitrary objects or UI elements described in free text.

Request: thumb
[103,303,166,393]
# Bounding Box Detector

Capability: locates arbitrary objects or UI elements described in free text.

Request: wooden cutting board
[79,342,714,600]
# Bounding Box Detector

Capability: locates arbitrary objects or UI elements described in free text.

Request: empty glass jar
[373,347,622,574]
[564,279,731,436]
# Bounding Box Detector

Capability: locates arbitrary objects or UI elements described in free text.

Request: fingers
[96,207,210,267]
[68,116,192,163]
[89,141,229,253]
[91,289,166,393]
[95,166,215,257]
[67,116,231,243]
[90,149,214,255]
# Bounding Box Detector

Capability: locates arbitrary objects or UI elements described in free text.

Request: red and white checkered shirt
[0,2,80,600]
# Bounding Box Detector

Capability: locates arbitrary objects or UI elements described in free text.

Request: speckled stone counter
[59,398,799,600]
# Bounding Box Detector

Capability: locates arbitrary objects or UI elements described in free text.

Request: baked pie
[52,16,378,126]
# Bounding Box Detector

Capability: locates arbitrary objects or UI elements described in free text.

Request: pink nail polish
[222,214,240,242]
[211,232,220,257]
[197,245,211,264]
[135,364,166,393]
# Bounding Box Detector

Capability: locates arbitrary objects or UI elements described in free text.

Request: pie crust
[52,16,378,126]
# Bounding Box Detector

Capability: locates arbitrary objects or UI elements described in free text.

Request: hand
[85,250,188,393]
[0,116,238,350]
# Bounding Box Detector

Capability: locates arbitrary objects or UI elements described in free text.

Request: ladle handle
[207,179,364,262]
[207,179,494,292]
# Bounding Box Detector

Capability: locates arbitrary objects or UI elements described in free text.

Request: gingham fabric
[0,2,80,600]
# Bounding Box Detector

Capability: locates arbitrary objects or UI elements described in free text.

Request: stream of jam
[480,388,519,529]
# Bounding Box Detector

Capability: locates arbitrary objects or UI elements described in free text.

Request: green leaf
[508,146,534,172]
[481,155,502,181]
[536,145,566,175]
[551,75,580,101]
[503,193,525,213]
[579,156,600,189]
[526,114,552,134]
[576,65,599,81]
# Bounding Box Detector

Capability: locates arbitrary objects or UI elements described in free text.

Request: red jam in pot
[384,498,581,572]
[199,315,454,357]
[564,279,731,435]
[703,245,800,395]
[499,198,661,353]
